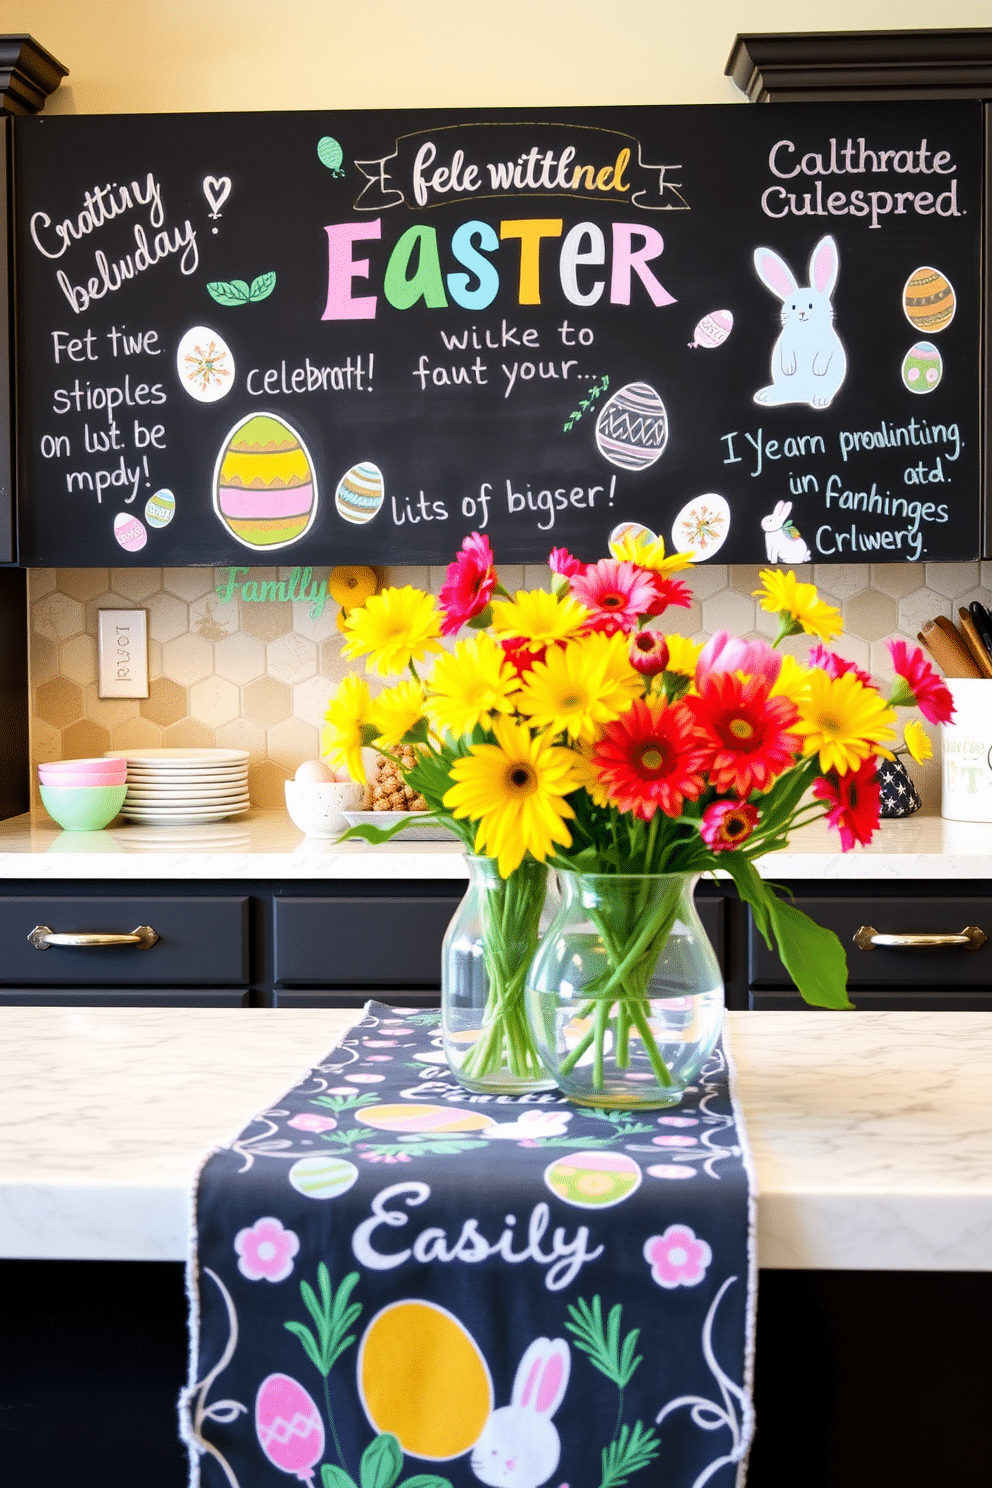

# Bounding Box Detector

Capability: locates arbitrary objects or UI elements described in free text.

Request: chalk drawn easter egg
[113,511,147,553]
[335,462,384,525]
[356,1103,495,1134]
[288,1154,359,1200]
[544,1150,643,1209]
[144,488,175,529]
[214,412,318,551]
[609,521,657,558]
[689,309,734,349]
[671,493,731,559]
[903,267,955,334]
[176,324,234,403]
[255,1374,325,1480]
[595,382,669,471]
[901,341,943,395]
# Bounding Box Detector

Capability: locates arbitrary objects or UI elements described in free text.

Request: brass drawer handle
[27,924,159,951]
[854,925,987,952]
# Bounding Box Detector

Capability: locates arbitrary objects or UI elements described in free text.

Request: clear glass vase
[525,871,724,1109]
[442,855,559,1094]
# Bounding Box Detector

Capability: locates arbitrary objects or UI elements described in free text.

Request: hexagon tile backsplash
[28,560,992,811]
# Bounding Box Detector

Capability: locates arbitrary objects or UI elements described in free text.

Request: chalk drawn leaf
[207,279,251,306]
[249,272,277,302]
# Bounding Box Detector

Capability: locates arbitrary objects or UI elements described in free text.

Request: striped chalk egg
[335,462,384,525]
[901,341,943,395]
[288,1154,358,1199]
[144,488,175,528]
[213,413,317,551]
[903,266,955,334]
[595,381,669,471]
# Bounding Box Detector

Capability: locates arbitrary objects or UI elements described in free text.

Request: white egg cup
[285,779,363,839]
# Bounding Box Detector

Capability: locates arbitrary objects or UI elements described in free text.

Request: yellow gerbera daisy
[770,652,814,706]
[569,740,612,807]
[322,674,375,784]
[608,528,694,576]
[489,588,590,649]
[754,569,842,643]
[371,679,426,748]
[443,716,578,876]
[515,632,639,743]
[662,633,704,676]
[792,670,898,774]
[426,634,518,738]
[341,586,443,677]
[903,718,933,764]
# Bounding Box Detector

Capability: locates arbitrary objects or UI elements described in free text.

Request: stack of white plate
[104,748,251,825]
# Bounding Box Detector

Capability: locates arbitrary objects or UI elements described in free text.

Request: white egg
[295,759,335,783]
[176,325,235,403]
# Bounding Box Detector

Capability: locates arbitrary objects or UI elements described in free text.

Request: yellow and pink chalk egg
[213,412,318,551]
[113,511,147,552]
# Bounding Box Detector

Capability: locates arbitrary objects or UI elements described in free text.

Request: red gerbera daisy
[629,629,670,676]
[688,671,800,796]
[438,532,497,635]
[592,696,707,820]
[644,572,694,618]
[886,639,955,724]
[500,636,548,678]
[570,559,658,636]
[812,758,881,851]
[700,799,760,851]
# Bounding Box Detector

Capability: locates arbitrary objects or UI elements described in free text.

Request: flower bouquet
[324,531,954,1104]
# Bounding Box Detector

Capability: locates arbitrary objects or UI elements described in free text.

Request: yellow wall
[9,0,992,113]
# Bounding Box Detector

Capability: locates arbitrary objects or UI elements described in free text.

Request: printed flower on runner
[812,758,882,851]
[644,1224,712,1289]
[443,716,578,875]
[689,671,800,796]
[342,585,443,676]
[592,696,707,820]
[886,639,955,724]
[234,1217,299,1283]
[438,532,497,635]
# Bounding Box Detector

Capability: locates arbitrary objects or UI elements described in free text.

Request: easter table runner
[182,1003,756,1488]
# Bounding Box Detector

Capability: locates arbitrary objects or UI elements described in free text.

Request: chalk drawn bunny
[761,500,811,563]
[753,234,847,409]
[471,1337,570,1488]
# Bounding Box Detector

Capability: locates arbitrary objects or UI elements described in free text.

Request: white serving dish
[341,809,458,842]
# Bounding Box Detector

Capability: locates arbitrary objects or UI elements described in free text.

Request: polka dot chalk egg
[903,266,955,334]
[595,382,669,471]
[144,488,175,528]
[901,341,943,394]
[544,1150,643,1209]
[213,412,318,551]
[335,462,384,525]
[113,511,147,552]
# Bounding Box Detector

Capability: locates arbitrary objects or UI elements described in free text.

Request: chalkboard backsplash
[28,560,992,812]
[13,101,984,567]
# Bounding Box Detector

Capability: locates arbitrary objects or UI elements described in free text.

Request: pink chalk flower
[287,1113,337,1133]
[438,532,497,635]
[234,1216,300,1283]
[644,1223,712,1289]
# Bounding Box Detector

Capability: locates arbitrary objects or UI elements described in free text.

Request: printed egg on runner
[213,412,318,550]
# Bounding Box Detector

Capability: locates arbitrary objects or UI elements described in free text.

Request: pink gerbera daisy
[438,532,497,635]
[807,644,873,688]
[700,799,760,851]
[549,547,586,579]
[886,639,955,724]
[812,758,881,851]
[570,559,659,636]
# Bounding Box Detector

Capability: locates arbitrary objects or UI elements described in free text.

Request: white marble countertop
[0,806,989,880]
[1,1007,988,1270]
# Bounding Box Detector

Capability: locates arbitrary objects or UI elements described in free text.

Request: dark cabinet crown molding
[0,34,68,116]
[727,28,992,102]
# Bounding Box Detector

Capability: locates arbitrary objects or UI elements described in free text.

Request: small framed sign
[98,608,149,698]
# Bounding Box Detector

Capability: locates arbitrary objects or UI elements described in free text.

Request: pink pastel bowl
[39,770,126,789]
[40,758,128,779]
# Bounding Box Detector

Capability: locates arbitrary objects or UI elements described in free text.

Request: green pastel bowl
[39,783,128,831]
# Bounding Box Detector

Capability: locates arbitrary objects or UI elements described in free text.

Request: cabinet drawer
[273,895,463,986]
[275,989,441,1008]
[0,987,249,1007]
[0,897,249,985]
[749,896,991,990]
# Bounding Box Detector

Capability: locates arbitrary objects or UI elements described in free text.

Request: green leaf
[466,604,493,630]
[360,1433,403,1488]
[598,1420,660,1488]
[398,1478,453,1488]
[400,717,431,746]
[249,271,277,301]
[323,1466,358,1488]
[283,1320,322,1371]
[206,279,250,305]
[765,894,854,1009]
